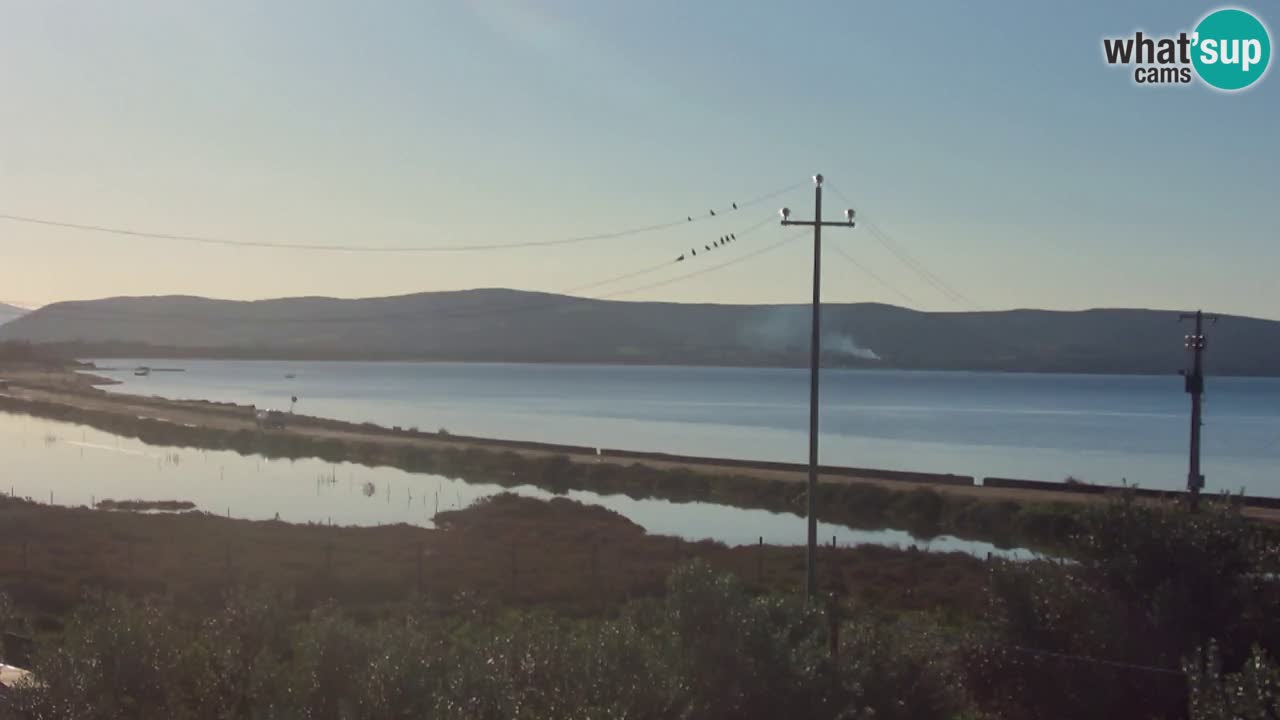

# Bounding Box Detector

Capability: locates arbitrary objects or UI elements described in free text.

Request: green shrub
[3,564,970,720]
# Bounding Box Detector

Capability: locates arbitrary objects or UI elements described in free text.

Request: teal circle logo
[1192,8,1271,91]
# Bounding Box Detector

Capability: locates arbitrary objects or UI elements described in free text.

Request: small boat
[133,367,151,377]
[284,373,296,379]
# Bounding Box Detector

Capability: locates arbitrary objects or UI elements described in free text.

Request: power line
[563,217,774,296]
[601,230,805,299]
[0,181,804,254]
[8,216,783,326]
[1004,644,1185,678]
[827,184,978,309]
[827,242,919,307]
[863,221,977,308]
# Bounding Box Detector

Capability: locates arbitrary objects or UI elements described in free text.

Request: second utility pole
[781,174,856,600]
[1180,309,1218,510]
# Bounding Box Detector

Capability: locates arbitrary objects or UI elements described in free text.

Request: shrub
[3,564,971,719]
[972,494,1280,719]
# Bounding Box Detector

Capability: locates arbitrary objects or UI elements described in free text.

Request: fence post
[757,536,764,583]
[416,541,424,596]
[510,543,518,599]
[827,592,840,662]
[591,541,600,609]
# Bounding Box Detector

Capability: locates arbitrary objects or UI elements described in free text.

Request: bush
[1187,642,1280,720]
[971,494,1280,719]
[3,564,971,719]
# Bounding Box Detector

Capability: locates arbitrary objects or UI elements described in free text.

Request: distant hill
[0,302,28,326]
[0,289,1275,375]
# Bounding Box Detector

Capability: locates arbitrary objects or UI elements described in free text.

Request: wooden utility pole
[1180,310,1218,509]
[780,174,856,600]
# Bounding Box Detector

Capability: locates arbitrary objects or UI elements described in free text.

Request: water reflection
[0,410,1031,559]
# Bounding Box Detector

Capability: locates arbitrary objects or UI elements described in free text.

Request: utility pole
[1180,310,1218,510]
[781,174,856,600]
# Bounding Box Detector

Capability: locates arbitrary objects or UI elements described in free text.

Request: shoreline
[75,366,1280,512]
[1,365,1277,552]
[76,354,1280,379]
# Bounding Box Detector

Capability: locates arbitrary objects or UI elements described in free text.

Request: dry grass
[0,494,991,629]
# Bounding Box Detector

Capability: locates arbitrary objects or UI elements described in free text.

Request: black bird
[676,254,685,262]
[705,244,711,251]
[709,209,716,216]
[732,202,738,210]
[730,233,736,240]
[692,248,697,256]
[687,216,692,222]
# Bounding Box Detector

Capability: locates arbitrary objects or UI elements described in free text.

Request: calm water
[94,360,1280,496]
[0,411,1026,557]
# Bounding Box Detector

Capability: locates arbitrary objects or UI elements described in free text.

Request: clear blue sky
[1,1,1276,317]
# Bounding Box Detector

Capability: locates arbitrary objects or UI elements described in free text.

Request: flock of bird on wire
[675,203,739,262]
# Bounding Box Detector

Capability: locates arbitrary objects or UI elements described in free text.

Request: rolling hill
[0,302,28,326]
[0,290,1275,375]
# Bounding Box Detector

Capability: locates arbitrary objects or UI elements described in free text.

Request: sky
[1,0,1277,317]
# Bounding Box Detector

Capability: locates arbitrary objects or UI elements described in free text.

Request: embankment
[1,372,1275,551]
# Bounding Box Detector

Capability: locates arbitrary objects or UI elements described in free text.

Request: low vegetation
[1,562,975,720]
[2,493,1279,718]
[0,493,990,626]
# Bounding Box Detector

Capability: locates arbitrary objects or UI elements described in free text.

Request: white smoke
[822,333,881,361]
[738,306,880,361]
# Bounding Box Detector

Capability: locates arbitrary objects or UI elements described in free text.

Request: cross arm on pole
[1179,312,1220,322]
[781,220,856,228]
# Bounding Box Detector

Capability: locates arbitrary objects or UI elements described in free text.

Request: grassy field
[0,493,991,630]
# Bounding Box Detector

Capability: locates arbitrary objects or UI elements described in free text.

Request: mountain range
[0,289,1274,375]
